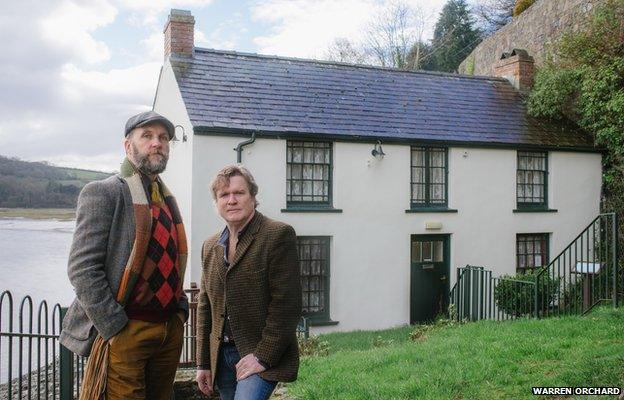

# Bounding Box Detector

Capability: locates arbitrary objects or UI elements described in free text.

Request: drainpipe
[234,132,256,163]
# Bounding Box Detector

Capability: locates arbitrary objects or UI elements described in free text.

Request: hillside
[0,155,113,208]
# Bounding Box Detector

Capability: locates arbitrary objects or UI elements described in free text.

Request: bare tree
[364,1,429,69]
[407,5,430,70]
[323,1,431,70]
[324,38,369,64]
[472,0,515,35]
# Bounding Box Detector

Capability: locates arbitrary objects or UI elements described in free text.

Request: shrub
[512,0,536,17]
[528,0,624,253]
[494,269,559,317]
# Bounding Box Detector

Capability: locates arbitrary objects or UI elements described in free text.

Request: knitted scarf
[79,158,188,400]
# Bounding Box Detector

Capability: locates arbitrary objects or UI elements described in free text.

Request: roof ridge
[191,47,508,82]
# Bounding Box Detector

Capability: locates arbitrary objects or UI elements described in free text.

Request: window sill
[513,208,558,213]
[281,207,343,213]
[307,319,339,327]
[405,208,458,213]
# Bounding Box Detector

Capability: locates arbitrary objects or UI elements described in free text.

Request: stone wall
[459,0,607,76]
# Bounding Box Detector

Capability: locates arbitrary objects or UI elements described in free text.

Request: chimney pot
[494,49,535,93]
[164,9,195,60]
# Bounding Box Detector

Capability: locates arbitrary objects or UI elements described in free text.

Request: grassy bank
[0,208,75,220]
[289,307,624,399]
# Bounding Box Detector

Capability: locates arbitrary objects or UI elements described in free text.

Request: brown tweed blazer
[196,212,302,383]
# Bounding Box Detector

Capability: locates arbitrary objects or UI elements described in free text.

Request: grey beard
[132,145,168,175]
[136,153,168,175]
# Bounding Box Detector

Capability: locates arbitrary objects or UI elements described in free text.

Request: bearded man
[60,111,189,400]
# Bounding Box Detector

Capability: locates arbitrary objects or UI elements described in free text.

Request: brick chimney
[494,49,535,93]
[164,9,194,59]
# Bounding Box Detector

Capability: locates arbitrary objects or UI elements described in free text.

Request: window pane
[411,241,422,262]
[303,165,313,179]
[517,152,547,205]
[434,241,443,262]
[411,147,447,207]
[292,148,303,163]
[412,148,425,167]
[287,141,331,205]
[292,181,301,196]
[423,242,432,261]
[516,234,549,272]
[313,165,323,180]
[518,255,526,269]
[298,237,330,317]
[292,164,302,180]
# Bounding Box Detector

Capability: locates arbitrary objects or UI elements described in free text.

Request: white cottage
[154,10,602,333]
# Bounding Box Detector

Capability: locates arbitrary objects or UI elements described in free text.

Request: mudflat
[0,208,76,220]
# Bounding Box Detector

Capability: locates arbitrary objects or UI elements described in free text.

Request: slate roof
[171,48,595,150]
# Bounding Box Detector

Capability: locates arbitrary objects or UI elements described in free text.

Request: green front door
[410,235,450,324]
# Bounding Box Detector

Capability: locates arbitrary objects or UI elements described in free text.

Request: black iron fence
[0,290,83,400]
[1,285,199,399]
[179,283,199,368]
[450,266,537,321]
[535,213,619,316]
[450,213,620,322]
[2,283,311,398]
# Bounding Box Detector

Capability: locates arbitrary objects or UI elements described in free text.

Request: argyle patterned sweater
[126,181,183,322]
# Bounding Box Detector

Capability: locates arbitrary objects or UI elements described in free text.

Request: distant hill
[0,155,114,208]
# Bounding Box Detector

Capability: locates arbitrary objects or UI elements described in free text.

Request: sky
[1,0,452,172]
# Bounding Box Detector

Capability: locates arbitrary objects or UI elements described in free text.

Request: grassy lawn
[288,307,624,399]
[0,208,76,220]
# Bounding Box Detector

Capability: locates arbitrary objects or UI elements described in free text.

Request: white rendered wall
[153,61,195,287]
[189,135,602,333]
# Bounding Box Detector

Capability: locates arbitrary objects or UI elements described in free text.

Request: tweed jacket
[197,212,301,383]
[59,168,188,357]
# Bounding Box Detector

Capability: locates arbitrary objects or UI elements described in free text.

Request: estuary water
[0,217,76,384]
[0,218,76,307]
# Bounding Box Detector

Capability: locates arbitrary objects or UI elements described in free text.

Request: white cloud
[45,152,124,173]
[250,0,447,59]
[141,31,165,62]
[195,28,238,50]
[60,62,161,102]
[251,0,377,58]
[40,0,118,64]
[120,0,214,27]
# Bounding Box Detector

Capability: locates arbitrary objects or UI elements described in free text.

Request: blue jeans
[216,344,277,400]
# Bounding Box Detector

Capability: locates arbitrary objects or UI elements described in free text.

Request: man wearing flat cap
[60,111,189,400]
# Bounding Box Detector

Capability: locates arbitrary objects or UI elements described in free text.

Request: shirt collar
[217,214,254,248]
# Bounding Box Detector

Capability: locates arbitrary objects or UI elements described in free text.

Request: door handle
[440,276,447,281]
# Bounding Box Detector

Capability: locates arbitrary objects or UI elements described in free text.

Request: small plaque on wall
[425,221,442,230]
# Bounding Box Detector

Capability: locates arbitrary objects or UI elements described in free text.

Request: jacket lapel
[214,242,227,282]
[227,212,264,274]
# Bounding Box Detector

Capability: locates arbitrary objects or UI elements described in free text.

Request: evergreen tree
[428,0,480,72]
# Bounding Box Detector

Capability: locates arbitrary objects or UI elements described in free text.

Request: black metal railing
[178,284,311,367]
[449,213,620,322]
[535,213,619,317]
[450,266,536,321]
[1,285,201,398]
[179,283,199,368]
[0,290,84,399]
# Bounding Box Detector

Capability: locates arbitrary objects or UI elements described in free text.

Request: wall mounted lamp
[371,140,386,160]
[173,124,187,143]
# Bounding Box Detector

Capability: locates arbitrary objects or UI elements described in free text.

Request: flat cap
[125,111,175,140]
